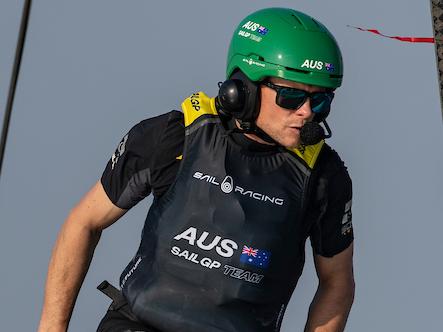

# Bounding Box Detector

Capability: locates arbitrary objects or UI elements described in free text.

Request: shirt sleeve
[100,111,183,209]
[309,148,354,257]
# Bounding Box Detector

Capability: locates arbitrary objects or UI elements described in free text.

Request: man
[38,8,354,332]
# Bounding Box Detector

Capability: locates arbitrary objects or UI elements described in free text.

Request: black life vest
[119,92,324,332]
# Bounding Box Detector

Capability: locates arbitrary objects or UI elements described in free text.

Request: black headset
[215,70,332,145]
[216,70,260,129]
[215,70,330,125]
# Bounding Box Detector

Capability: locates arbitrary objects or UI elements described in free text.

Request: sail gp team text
[170,246,264,284]
[171,246,221,269]
[170,227,264,284]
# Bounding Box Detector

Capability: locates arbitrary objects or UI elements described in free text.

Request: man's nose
[295,98,314,118]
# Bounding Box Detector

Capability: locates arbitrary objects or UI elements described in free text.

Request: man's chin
[276,131,302,149]
[279,139,301,150]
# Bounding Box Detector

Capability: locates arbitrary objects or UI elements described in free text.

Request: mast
[431,0,443,121]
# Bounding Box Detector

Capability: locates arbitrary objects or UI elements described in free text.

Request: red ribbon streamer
[348,25,434,43]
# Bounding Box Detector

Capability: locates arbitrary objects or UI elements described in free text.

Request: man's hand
[304,243,355,332]
[37,181,126,332]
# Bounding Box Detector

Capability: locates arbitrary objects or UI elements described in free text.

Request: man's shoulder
[111,110,184,163]
[308,144,352,215]
[128,110,184,143]
[136,110,184,133]
[316,143,350,179]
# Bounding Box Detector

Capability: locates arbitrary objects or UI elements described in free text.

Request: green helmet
[226,8,343,89]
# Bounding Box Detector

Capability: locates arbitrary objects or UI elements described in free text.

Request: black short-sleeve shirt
[101,111,353,257]
[101,111,184,208]
[306,146,353,257]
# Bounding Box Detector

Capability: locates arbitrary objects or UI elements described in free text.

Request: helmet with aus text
[226,7,343,89]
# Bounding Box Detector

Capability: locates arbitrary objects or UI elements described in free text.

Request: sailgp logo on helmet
[242,57,265,68]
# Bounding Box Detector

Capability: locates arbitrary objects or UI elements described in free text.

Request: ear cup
[216,71,260,122]
[217,79,246,118]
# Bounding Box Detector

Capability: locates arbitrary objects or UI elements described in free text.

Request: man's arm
[304,243,355,332]
[37,181,127,332]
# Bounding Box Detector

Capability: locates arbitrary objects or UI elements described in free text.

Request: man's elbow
[320,275,355,307]
[63,207,103,243]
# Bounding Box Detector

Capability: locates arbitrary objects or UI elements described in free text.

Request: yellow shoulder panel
[181,92,218,127]
[287,140,325,169]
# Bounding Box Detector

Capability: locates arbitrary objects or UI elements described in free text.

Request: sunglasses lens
[276,88,306,109]
[310,93,333,114]
[268,82,334,113]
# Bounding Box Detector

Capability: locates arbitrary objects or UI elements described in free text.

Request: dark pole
[0,0,33,181]
[431,0,443,122]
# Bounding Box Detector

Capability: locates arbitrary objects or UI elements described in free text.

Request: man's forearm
[304,280,355,332]
[38,216,101,332]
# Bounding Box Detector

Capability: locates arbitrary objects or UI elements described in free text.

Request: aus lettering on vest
[301,59,324,70]
[173,226,238,258]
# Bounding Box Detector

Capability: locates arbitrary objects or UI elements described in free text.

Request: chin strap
[225,119,277,145]
[226,119,332,148]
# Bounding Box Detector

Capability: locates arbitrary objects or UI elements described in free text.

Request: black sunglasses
[263,81,334,114]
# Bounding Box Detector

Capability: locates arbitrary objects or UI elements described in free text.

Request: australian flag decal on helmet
[258,26,269,35]
[325,63,335,72]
